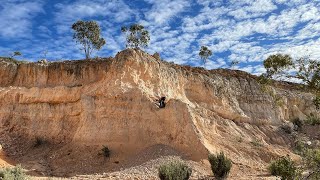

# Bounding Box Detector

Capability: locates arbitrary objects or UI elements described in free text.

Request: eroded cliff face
[0,49,318,176]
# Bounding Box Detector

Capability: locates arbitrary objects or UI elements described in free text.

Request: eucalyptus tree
[121,24,150,49]
[262,53,320,109]
[199,46,212,66]
[72,20,106,59]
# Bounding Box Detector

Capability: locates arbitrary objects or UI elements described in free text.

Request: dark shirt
[159,97,166,108]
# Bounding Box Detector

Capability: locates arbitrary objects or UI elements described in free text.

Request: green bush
[305,114,320,126]
[268,156,297,180]
[101,145,110,158]
[0,165,28,180]
[158,161,192,180]
[294,140,306,155]
[208,152,232,179]
[303,149,320,179]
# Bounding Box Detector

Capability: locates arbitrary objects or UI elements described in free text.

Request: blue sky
[0,0,320,75]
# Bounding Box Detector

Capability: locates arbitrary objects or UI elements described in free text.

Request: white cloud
[1,0,320,76]
[228,0,277,20]
[0,1,43,38]
[54,0,136,34]
[144,0,191,25]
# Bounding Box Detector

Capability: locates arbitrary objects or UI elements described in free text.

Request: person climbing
[158,96,166,108]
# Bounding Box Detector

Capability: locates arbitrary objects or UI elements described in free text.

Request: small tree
[208,152,232,179]
[101,145,110,158]
[263,54,293,78]
[230,60,239,68]
[294,57,320,90]
[10,51,22,59]
[121,24,150,49]
[72,20,106,59]
[199,46,212,66]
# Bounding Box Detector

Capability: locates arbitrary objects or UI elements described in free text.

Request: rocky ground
[0,142,276,180]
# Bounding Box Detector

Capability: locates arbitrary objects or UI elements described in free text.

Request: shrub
[208,152,232,179]
[292,118,303,130]
[0,165,28,180]
[34,137,46,147]
[268,156,298,180]
[306,114,320,126]
[294,140,306,155]
[303,149,320,179]
[251,138,263,147]
[158,160,192,180]
[101,145,110,158]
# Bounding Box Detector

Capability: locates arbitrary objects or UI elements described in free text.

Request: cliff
[0,49,318,177]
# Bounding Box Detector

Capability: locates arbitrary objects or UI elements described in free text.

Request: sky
[0,0,319,75]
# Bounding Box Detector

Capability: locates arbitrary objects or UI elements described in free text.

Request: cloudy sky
[0,0,319,75]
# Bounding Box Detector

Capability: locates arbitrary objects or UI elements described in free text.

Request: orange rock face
[0,49,318,176]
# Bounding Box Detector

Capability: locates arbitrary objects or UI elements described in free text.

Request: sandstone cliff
[0,49,318,177]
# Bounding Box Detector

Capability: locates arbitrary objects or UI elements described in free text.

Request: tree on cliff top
[72,20,106,59]
[10,51,22,59]
[263,54,293,78]
[262,54,320,90]
[262,53,320,109]
[199,46,212,66]
[121,24,150,49]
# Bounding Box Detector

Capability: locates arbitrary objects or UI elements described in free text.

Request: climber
[158,96,166,108]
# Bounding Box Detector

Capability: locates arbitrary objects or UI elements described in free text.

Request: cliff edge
[0,49,318,177]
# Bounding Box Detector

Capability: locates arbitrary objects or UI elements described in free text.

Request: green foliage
[305,114,320,126]
[158,161,192,180]
[262,54,320,109]
[0,165,28,180]
[101,145,110,158]
[208,152,232,179]
[293,140,306,155]
[313,96,320,110]
[303,149,320,179]
[263,54,293,77]
[295,57,320,91]
[258,74,272,85]
[268,156,298,180]
[121,24,150,49]
[72,20,106,59]
[199,46,212,66]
